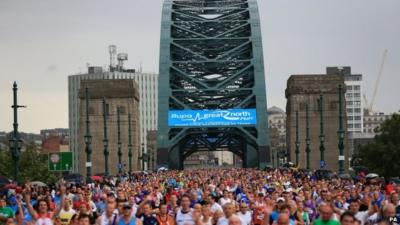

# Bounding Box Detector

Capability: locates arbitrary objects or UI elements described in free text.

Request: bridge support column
[245,145,258,168]
[168,146,182,170]
[258,145,270,169]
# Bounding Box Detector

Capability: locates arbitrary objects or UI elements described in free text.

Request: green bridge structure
[157,0,270,169]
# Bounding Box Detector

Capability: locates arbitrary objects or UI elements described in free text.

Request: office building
[327,67,363,133]
[268,106,286,167]
[363,111,392,134]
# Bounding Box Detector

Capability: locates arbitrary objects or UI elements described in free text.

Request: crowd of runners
[0,168,399,225]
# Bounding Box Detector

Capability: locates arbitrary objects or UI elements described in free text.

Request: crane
[364,49,388,115]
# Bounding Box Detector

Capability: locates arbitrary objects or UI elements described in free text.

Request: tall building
[286,73,349,171]
[267,106,286,167]
[146,130,157,170]
[78,79,140,175]
[327,67,363,134]
[68,68,158,172]
[363,111,392,134]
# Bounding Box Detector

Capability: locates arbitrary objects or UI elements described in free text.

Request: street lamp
[152,149,155,170]
[140,143,145,170]
[102,97,109,176]
[139,143,149,171]
[84,88,92,183]
[319,94,326,167]
[338,84,345,174]
[9,82,25,183]
[305,104,311,170]
[117,107,123,174]
[295,111,300,166]
[128,113,133,173]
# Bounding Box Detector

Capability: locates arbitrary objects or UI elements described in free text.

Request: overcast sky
[0,0,399,133]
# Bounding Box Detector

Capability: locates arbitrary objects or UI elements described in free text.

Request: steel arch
[157,0,270,169]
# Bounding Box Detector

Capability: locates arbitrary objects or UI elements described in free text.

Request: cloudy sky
[0,0,399,133]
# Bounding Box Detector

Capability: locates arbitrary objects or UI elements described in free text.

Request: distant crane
[364,49,388,115]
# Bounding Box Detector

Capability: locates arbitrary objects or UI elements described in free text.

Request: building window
[330,101,338,111]
[354,85,360,90]
[354,108,361,113]
[354,124,361,128]
[88,106,95,115]
[346,85,353,91]
[118,106,126,114]
[347,108,353,113]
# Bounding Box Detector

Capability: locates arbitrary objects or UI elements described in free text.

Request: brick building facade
[78,79,140,175]
[286,74,349,171]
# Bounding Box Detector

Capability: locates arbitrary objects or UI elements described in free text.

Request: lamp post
[338,85,345,174]
[117,107,122,174]
[141,143,145,170]
[84,88,92,183]
[151,148,155,170]
[319,94,325,167]
[305,104,311,170]
[295,111,300,166]
[9,82,25,183]
[128,113,133,173]
[102,97,109,176]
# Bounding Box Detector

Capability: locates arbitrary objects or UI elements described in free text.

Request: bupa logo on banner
[168,109,257,127]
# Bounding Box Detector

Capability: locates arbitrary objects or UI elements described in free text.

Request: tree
[0,143,60,184]
[359,113,400,177]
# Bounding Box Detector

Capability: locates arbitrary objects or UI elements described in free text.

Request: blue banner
[168,109,257,127]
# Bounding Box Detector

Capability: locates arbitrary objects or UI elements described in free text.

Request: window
[354,85,361,90]
[118,106,126,114]
[346,93,353,98]
[346,101,353,106]
[347,108,353,113]
[330,101,338,111]
[354,124,361,128]
[348,124,354,128]
[354,101,361,106]
[354,93,361,97]
[354,116,361,121]
[346,85,353,91]
[354,108,361,113]
[88,106,95,115]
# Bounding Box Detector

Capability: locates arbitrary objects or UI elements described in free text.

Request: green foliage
[0,144,60,184]
[359,113,400,177]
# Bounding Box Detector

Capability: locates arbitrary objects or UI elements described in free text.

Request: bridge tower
[157,0,269,169]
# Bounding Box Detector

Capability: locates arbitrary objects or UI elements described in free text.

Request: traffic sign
[320,160,326,168]
[48,152,73,171]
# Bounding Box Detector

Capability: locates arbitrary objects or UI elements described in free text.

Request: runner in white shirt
[219,191,232,207]
[217,203,235,225]
[206,196,223,216]
[236,203,251,225]
[348,199,376,225]
[176,195,194,225]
